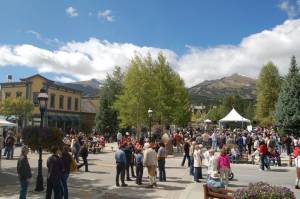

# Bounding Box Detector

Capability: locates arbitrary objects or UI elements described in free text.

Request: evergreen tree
[95,66,123,134]
[255,62,281,126]
[274,56,300,133]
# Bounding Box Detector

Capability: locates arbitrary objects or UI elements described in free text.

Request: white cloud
[98,9,114,22]
[1,19,300,87]
[278,0,299,18]
[66,6,78,17]
[54,76,77,83]
[26,30,63,47]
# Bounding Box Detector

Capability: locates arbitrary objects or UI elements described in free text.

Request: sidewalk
[179,182,204,199]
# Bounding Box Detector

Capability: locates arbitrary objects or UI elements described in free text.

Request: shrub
[22,126,63,150]
[233,182,295,199]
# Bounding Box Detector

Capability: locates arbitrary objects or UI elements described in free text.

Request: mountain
[59,79,102,97]
[188,73,256,105]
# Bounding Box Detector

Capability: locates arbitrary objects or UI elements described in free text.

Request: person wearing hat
[143,142,157,188]
[17,146,32,199]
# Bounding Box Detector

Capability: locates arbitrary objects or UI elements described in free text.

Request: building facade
[0,74,99,132]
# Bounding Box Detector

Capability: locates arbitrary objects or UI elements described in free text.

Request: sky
[1,0,300,87]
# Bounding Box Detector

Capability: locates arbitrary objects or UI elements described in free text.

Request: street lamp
[35,88,48,191]
[148,108,153,141]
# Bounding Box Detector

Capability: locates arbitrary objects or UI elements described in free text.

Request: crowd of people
[4,126,300,198]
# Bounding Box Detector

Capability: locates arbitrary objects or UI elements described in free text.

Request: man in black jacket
[46,146,63,199]
[17,146,32,199]
[77,142,89,172]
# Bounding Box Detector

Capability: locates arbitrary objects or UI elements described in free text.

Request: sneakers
[121,184,128,187]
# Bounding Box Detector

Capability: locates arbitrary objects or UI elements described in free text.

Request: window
[75,98,79,111]
[59,95,64,109]
[67,97,72,110]
[16,91,22,98]
[5,92,11,99]
[50,94,55,108]
[32,92,39,105]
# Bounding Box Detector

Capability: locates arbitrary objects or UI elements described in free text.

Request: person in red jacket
[258,141,269,171]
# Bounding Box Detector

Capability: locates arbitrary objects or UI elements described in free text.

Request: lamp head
[38,88,48,110]
[148,108,153,117]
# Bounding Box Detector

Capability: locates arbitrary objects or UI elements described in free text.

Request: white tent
[204,119,212,123]
[219,108,250,128]
[0,119,17,127]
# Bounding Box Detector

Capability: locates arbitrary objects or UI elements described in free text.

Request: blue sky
[0,0,300,86]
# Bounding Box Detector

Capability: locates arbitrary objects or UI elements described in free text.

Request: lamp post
[35,88,48,191]
[148,108,153,141]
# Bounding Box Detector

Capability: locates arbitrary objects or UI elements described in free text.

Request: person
[17,146,32,199]
[46,146,63,199]
[258,140,269,171]
[72,137,81,163]
[217,148,231,188]
[157,142,167,182]
[5,132,16,159]
[115,144,127,187]
[134,148,143,185]
[207,172,225,190]
[189,141,196,176]
[207,149,218,178]
[193,144,203,182]
[295,149,300,189]
[211,132,218,151]
[117,131,122,146]
[77,142,89,172]
[60,146,73,199]
[124,143,134,181]
[181,138,191,167]
[143,142,157,188]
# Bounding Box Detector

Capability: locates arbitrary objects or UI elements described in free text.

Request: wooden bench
[203,184,234,199]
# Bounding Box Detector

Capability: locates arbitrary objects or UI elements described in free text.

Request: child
[134,148,143,185]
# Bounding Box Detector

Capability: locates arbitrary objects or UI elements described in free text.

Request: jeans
[194,167,202,182]
[189,157,194,176]
[19,180,28,199]
[61,173,69,199]
[116,162,125,185]
[260,154,269,170]
[212,140,217,151]
[181,154,191,167]
[6,145,14,159]
[135,163,143,184]
[158,159,166,181]
[46,179,62,199]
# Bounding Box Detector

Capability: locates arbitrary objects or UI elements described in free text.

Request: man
[77,142,89,172]
[143,143,157,188]
[17,146,32,199]
[181,138,191,167]
[115,144,127,187]
[157,142,167,182]
[258,140,269,171]
[72,137,81,163]
[5,131,16,159]
[117,131,122,146]
[46,146,63,199]
[124,142,134,180]
[193,144,203,182]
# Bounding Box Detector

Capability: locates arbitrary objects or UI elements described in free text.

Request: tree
[274,56,300,134]
[255,62,281,126]
[114,53,191,132]
[0,98,34,127]
[95,66,123,134]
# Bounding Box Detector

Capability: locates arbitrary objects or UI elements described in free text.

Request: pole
[35,110,44,191]
[149,117,152,141]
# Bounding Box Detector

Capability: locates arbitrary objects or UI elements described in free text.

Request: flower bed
[233,182,295,199]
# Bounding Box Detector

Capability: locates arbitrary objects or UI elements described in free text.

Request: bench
[203,184,234,199]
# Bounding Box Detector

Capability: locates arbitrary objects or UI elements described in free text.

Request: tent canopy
[0,119,17,127]
[219,108,250,123]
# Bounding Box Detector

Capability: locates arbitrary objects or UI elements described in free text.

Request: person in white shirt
[295,152,300,189]
[207,149,218,177]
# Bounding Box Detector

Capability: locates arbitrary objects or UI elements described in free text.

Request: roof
[20,74,54,83]
[219,108,250,123]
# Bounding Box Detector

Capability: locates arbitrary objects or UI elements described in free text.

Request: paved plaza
[0,143,299,199]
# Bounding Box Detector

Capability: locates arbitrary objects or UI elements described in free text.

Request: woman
[193,144,203,182]
[217,147,231,188]
[295,149,300,189]
[17,146,32,199]
[60,146,73,199]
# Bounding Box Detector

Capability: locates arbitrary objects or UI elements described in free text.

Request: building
[0,74,100,132]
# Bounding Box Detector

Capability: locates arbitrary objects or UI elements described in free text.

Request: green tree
[255,62,281,126]
[0,98,34,127]
[114,53,191,132]
[95,66,123,134]
[274,56,300,134]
